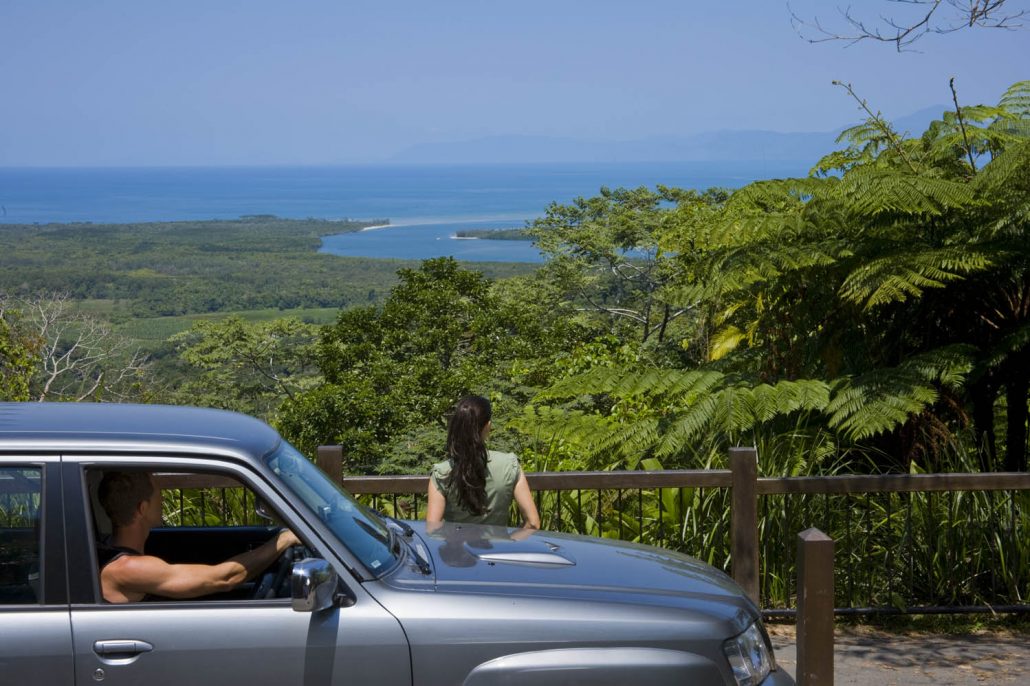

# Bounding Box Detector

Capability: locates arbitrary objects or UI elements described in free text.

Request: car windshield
[264,441,398,574]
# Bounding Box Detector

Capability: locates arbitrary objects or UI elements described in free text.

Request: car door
[65,457,411,686]
[0,459,74,684]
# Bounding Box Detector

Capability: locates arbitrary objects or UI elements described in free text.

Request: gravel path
[766,624,1030,684]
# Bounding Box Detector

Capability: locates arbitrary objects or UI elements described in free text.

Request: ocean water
[0,161,808,262]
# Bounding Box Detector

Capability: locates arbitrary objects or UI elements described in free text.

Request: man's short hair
[98,471,154,527]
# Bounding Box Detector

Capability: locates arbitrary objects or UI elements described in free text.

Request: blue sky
[1,0,1026,166]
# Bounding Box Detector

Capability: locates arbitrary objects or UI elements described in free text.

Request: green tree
[529,186,719,346]
[171,316,318,418]
[278,258,507,471]
[0,298,41,401]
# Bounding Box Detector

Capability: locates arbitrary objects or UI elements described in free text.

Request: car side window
[89,468,314,603]
[0,466,42,605]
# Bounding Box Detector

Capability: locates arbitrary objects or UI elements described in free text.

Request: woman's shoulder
[431,459,453,478]
[487,450,519,465]
[486,450,521,480]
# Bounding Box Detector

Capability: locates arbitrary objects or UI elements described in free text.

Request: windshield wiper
[377,513,432,574]
[380,512,415,537]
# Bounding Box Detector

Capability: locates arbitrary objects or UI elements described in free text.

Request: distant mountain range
[390,106,945,164]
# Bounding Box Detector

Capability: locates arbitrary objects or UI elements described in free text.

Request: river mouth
[318,217,544,263]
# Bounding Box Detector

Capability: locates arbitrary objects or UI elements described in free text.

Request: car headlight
[722,621,775,685]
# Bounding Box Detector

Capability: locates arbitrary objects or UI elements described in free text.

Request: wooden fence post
[797,528,834,686]
[729,446,759,604]
[316,445,344,486]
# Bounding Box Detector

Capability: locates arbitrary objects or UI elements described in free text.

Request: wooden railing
[317,445,1030,615]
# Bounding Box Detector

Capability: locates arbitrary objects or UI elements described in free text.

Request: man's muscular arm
[103,529,300,602]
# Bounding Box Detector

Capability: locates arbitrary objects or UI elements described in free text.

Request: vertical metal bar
[557,488,562,530]
[947,490,955,602]
[577,490,583,534]
[596,489,603,535]
[786,494,794,610]
[906,491,913,606]
[1011,490,1017,601]
[886,492,894,605]
[658,487,664,545]
[929,491,937,601]
[760,494,768,608]
[845,493,853,608]
[617,489,624,540]
[864,492,871,606]
[678,487,684,548]
[638,488,644,540]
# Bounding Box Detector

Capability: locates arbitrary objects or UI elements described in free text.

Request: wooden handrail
[339,469,734,495]
[335,469,1030,496]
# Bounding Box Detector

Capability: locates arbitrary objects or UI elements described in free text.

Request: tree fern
[840,247,993,309]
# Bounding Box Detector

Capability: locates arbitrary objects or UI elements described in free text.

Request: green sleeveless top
[430,450,522,526]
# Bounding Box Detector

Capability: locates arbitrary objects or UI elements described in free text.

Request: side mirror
[291,558,337,613]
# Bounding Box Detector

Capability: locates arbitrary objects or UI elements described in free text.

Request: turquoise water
[0,161,807,261]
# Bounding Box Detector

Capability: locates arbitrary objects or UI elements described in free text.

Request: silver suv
[0,402,792,685]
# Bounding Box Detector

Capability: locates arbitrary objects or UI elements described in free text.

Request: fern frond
[981,324,1030,370]
[837,168,974,217]
[899,345,975,388]
[825,347,971,440]
[826,372,939,441]
[709,326,745,361]
[840,248,992,309]
[999,80,1030,119]
[654,395,721,458]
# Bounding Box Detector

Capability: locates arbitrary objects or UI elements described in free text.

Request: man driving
[97,471,299,603]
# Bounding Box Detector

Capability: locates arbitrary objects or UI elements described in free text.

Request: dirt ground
[766,622,1030,684]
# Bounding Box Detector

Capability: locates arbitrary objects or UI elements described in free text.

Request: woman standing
[426,395,540,529]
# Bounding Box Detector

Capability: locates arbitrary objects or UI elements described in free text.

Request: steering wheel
[251,540,309,600]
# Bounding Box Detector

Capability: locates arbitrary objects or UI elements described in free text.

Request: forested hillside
[2,82,1028,479]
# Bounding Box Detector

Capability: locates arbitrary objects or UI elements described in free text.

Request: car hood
[390,521,756,622]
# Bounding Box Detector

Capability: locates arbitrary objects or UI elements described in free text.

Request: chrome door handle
[93,640,154,657]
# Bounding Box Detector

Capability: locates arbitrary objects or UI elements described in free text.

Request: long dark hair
[444,395,492,515]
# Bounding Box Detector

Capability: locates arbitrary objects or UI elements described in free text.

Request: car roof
[0,402,281,459]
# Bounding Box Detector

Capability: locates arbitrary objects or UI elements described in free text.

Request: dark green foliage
[275,258,579,472]
[0,302,40,401]
[453,228,531,240]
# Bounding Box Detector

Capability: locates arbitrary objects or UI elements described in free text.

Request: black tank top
[97,541,149,602]
[97,542,142,569]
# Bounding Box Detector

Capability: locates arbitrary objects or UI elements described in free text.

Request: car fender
[462,647,722,685]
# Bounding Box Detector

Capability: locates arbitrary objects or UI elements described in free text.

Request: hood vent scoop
[474,550,576,567]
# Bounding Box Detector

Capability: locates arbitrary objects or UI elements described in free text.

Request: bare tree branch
[949,76,979,174]
[832,80,921,173]
[22,293,149,402]
[790,0,1025,50]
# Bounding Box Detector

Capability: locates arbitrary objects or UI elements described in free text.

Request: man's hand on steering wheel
[251,528,303,599]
